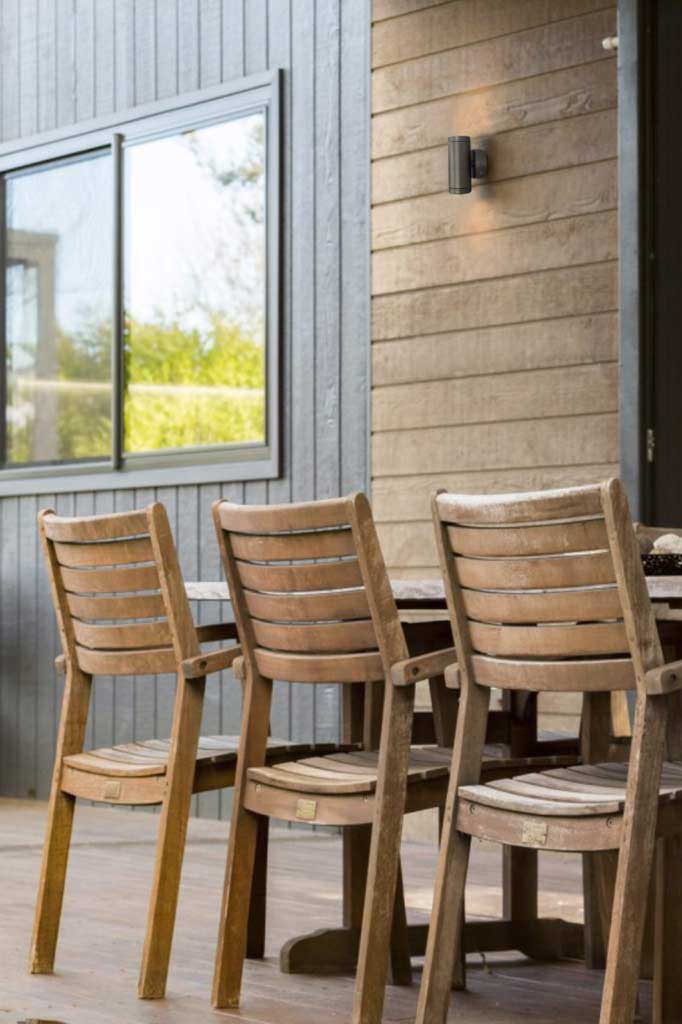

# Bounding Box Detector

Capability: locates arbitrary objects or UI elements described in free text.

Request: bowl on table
[642,553,682,576]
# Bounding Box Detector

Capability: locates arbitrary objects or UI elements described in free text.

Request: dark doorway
[638,1,682,523]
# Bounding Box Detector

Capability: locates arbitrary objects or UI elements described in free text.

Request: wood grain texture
[374,362,617,432]
[418,481,682,1022]
[373,464,619,525]
[372,312,617,387]
[0,0,371,813]
[373,108,617,205]
[372,0,610,69]
[7,801,636,1024]
[372,262,617,341]
[373,210,617,295]
[372,160,617,250]
[372,57,616,160]
[373,413,618,478]
[371,1,619,690]
[373,8,615,112]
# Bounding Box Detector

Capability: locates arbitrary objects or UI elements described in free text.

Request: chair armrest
[182,644,242,679]
[444,664,460,690]
[391,647,458,687]
[646,659,682,695]
[196,622,238,643]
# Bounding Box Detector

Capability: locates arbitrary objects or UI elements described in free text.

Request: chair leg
[653,835,682,1024]
[30,665,92,975]
[584,852,609,969]
[29,788,76,973]
[212,667,272,1010]
[504,845,537,923]
[416,823,472,1024]
[351,683,415,1024]
[593,850,618,950]
[138,673,207,999]
[246,814,269,959]
[137,766,197,998]
[212,806,263,1008]
[599,697,667,1024]
[389,860,412,986]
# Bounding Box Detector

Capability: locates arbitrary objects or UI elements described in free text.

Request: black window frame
[0,69,281,496]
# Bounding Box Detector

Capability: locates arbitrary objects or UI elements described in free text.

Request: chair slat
[66,592,167,621]
[251,618,377,653]
[61,564,161,594]
[75,644,177,676]
[471,653,635,692]
[254,648,384,683]
[236,558,363,594]
[437,484,603,526]
[54,537,155,568]
[468,621,628,659]
[243,587,370,623]
[448,518,608,558]
[42,509,150,542]
[72,619,172,650]
[461,586,621,624]
[458,780,623,816]
[455,551,615,591]
[230,528,354,563]
[217,497,351,534]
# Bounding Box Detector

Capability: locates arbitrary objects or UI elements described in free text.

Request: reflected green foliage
[7,315,264,464]
[124,315,264,453]
[7,320,111,464]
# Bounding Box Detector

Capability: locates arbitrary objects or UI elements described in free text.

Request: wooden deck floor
[0,799,651,1023]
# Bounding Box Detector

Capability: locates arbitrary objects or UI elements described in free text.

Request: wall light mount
[448,135,488,194]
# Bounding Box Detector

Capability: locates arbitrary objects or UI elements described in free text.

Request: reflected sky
[5,152,113,464]
[3,110,267,464]
[6,152,113,372]
[125,112,265,341]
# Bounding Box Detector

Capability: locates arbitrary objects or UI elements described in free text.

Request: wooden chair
[209,493,460,1021]
[417,480,682,1024]
[30,503,348,1001]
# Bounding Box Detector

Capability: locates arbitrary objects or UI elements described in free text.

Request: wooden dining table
[185,575,682,976]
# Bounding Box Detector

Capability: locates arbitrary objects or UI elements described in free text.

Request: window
[0,73,279,493]
[5,153,113,466]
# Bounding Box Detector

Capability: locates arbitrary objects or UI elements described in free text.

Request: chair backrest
[39,503,199,677]
[212,493,407,688]
[433,479,663,697]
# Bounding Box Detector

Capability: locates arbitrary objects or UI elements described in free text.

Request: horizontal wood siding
[371,0,619,733]
[371,0,618,564]
[0,0,371,814]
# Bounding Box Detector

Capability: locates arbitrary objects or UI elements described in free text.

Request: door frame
[619,0,652,521]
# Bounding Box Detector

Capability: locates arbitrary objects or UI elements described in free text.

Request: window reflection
[123,112,266,455]
[5,153,113,465]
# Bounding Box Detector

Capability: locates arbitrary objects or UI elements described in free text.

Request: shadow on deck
[0,799,651,1023]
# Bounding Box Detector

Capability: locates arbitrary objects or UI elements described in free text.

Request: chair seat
[246,741,581,797]
[63,736,350,779]
[248,745,453,795]
[459,761,682,817]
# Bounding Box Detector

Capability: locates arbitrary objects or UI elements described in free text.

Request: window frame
[0,69,281,496]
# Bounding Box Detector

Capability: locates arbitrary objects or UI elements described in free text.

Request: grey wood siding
[0,0,371,816]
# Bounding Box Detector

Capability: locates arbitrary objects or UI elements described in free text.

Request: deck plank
[0,798,651,1022]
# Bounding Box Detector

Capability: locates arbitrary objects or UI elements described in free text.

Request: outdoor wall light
[448,136,488,194]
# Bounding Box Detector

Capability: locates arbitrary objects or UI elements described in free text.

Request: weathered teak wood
[417,480,682,1024]
[29,502,302,1002]
[183,574,682,613]
[209,494,460,1023]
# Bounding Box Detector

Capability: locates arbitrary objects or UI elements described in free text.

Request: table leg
[653,835,682,1024]
[581,691,612,969]
[280,626,584,978]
